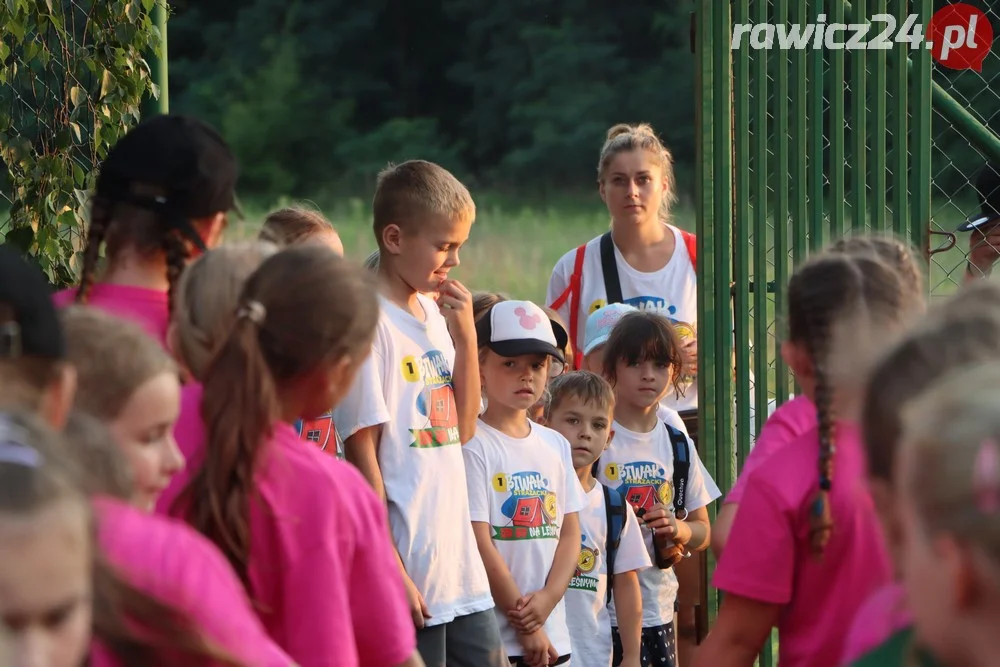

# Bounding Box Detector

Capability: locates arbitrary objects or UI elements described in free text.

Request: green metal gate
[694,0,1000,663]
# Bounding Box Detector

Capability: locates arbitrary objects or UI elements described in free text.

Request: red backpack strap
[681,230,697,271]
[549,244,587,370]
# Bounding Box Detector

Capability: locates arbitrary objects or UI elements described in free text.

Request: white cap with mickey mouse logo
[475,300,568,362]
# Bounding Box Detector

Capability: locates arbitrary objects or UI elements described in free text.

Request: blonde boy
[333,161,505,666]
[543,371,651,667]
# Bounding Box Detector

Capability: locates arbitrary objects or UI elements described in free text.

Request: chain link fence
[927,1,1000,295]
[0,0,159,285]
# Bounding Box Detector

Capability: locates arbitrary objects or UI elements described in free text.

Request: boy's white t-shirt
[332,294,493,626]
[463,420,589,658]
[596,421,722,628]
[547,224,698,412]
[567,483,652,667]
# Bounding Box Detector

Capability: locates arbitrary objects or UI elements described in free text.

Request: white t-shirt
[566,483,652,667]
[547,224,698,412]
[332,294,493,626]
[463,420,589,659]
[596,421,722,628]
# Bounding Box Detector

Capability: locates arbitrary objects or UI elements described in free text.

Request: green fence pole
[733,0,752,483]
[774,0,790,404]
[143,0,169,117]
[850,0,868,234]
[791,0,809,264]
[829,0,847,240]
[890,0,910,237]
[871,0,888,231]
[808,1,826,251]
[751,0,770,446]
[910,0,932,264]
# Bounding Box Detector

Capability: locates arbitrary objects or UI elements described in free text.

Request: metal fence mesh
[927,4,1000,295]
[0,1,157,283]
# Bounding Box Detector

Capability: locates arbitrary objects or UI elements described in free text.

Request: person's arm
[611,570,643,667]
[711,503,738,559]
[965,226,1000,283]
[343,426,386,502]
[471,521,523,613]
[507,512,581,633]
[673,505,711,552]
[692,594,780,667]
[436,279,480,444]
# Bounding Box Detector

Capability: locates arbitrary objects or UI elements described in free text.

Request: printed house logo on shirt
[604,460,673,514]
[569,536,600,593]
[492,471,560,540]
[403,350,460,449]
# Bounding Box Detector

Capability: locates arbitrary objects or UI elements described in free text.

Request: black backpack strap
[599,231,624,305]
[603,484,628,606]
[665,423,691,518]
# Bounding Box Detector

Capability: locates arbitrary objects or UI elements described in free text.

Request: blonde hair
[597,123,678,222]
[60,306,177,421]
[372,160,475,248]
[863,288,1000,485]
[171,241,278,380]
[829,233,926,313]
[544,371,615,421]
[473,291,508,322]
[63,410,134,500]
[900,362,1000,564]
[259,206,334,247]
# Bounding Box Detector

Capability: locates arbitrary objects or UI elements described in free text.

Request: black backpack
[602,422,691,605]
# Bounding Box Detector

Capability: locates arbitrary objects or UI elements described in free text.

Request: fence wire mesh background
[0,1,155,283]
[738,0,1000,424]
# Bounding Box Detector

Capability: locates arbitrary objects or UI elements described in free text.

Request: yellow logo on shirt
[588,299,607,314]
[401,356,421,382]
[577,546,597,574]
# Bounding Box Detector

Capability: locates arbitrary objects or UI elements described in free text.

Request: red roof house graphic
[625,485,656,513]
[513,496,544,528]
[427,385,456,429]
[299,414,334,451]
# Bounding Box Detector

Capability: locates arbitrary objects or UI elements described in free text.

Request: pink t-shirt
[163,384,416,667]
[53,284,169,349]
[841,582,912,665]
[712,423,892,667]
[726,395,816,505]
[90,496,292,667]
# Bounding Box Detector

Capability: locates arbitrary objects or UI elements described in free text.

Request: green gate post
[143,0,169,117]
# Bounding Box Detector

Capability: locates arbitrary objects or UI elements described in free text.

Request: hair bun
[605,124,636,141]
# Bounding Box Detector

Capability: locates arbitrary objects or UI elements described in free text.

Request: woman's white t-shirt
[332,294,493,626]
[596,421,721,628]
[566,483,651,667]
[547,224,698,412]
[463,420,589,658]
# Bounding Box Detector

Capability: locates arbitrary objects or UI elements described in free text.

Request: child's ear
[42,363,77,431]
[606,428,615,448]
[781,340,814,383]
[381,224,403,255]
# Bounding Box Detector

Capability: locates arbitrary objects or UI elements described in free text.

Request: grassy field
[232,194,979,304]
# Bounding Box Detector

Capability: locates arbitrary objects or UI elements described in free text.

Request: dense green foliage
[0,0,160,284]
[165,0,699,200]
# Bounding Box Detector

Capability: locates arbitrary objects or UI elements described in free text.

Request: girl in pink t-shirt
[894,362,1000,667]
[58,308,292,666]
[53,114,236,349]
[693,250,919,667]
[167,245,420,667]
[711,235,925,560]
[0,410,250,667]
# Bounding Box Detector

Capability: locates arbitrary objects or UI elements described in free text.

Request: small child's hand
[507,589,555,634]
[517,627,559,667]
[642,502,691,545]
[402,572,432,629]
[436,279,475,343]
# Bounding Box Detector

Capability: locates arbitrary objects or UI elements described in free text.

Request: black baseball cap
[95,114,241,252]
[958,164,1000,232]
[0,246,64,361]
[476,300,568,362]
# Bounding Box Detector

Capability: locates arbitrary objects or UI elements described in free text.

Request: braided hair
[75,196,112,305]
[787,251,909,557]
